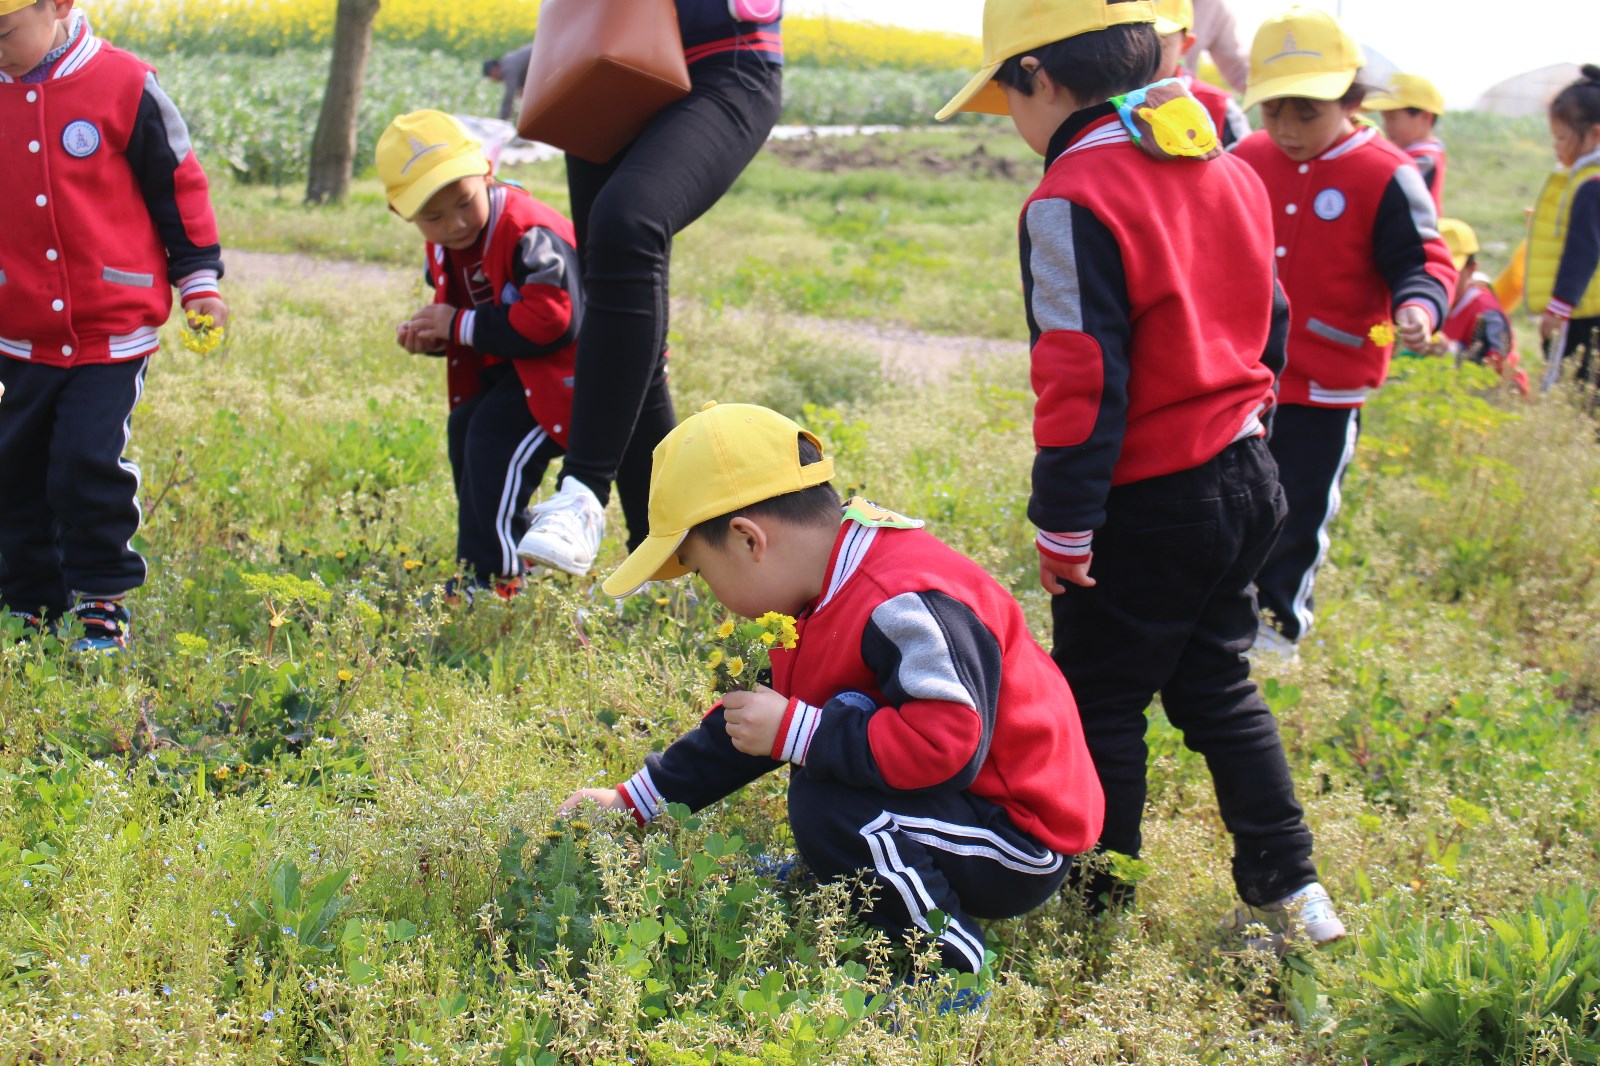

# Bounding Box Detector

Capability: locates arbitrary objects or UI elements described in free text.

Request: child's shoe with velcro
[517,478,604,577]
[1222,881,1345,954]
[69,599,130,654]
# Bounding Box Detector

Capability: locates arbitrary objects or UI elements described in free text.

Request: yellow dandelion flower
[403,558,422,570]
[726,656,744,677]
[706,649,723,669]
[717,620,736,639]
[213,765,231,779]
[761,632,776,644]
[337,669,354,682]
[1368,322,1396,346]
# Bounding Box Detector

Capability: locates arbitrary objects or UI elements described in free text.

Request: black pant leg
[1256,404,1361,641]
[1556,316,1600,385]
[787,771,1067,974]
[455,366,565,581]
[1156,440,1317,905]
[0,359,70,616]
[614,356,675,552]
[558,56,782,504]
[49,359,149,599]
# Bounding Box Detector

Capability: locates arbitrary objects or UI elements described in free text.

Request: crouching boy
[563,402,1105,974]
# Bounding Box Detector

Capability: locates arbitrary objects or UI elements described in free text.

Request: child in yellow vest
[1528,65,1600,387]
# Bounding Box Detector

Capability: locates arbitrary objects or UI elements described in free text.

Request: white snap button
[1286,204,1298,214]
[553,424,562,434]
[1298,164,1310,174]
[524,388,531,396]
[452,396,460,403]
[26,91,37,102]
[1275,246,1287,258]
[52,299,64,311]
[449,358,457,366]
[28,141,40,153]
[36,194,47,207]
[63,345,73,356]
[46,249,58,261]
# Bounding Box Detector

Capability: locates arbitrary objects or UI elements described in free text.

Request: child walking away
[1424,218,1529,395]
[937,0,1343,946]
[563,403,1104,979]
[1526,65,1600,388]
[1153,0,1251,148]
[1366,73,1448,214]
[378,110,581,597]
[1234,7,1455,651]
[0,0,227,652]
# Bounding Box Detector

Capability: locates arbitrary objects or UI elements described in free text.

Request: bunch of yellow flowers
[702,612,798,695]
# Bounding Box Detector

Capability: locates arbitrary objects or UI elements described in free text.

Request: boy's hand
[1539,311,1564,342]
[186,296,230,331]
[395,321,433,354]
[1040,553,1094,594]
[722,685,788,757]
[559,788,627,814]
[406,303,458,347]
[1395,305,1432,349]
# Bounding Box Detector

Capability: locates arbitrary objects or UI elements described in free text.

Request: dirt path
[226,248,1020,379]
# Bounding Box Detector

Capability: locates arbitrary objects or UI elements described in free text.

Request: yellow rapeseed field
[83,0,978,70]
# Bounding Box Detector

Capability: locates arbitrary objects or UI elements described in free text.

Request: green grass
[3,115,1600,1062]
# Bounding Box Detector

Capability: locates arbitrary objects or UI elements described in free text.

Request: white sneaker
[1225,881,1346,952]
[516,478,604,576]
[1249,621,1299,663]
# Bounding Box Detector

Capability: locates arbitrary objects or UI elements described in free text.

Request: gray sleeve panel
[1024,198,1084,332]
[142,72,193,160]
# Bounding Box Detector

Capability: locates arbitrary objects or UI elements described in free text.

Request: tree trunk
[305,0,382,205]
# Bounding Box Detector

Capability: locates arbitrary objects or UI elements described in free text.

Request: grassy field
[2,112,1599,1063]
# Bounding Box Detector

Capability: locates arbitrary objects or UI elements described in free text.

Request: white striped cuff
[619,767,664,825]
[456,309,477,347]
[1036,529,1093,560]
[1547,297,1574,321]
[177,271,220,303]
[777,699,824,765]
[1307,382,1370,406]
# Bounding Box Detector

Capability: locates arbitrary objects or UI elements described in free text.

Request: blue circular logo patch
[1313,188,1346,221]
[62,120,101,158]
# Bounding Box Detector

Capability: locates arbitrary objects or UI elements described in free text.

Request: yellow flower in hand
[726,656,744,678]
[182,311,225,356]
[717,620,737,639]
[1368,322,1396,346]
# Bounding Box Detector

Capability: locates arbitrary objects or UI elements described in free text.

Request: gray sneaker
[516,478,604,576]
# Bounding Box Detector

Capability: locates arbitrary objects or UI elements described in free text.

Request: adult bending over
[517,0,784,575]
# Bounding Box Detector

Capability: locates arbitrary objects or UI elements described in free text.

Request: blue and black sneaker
[68,599,130,653]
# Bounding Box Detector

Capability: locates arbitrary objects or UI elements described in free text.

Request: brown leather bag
[517,0,692,164]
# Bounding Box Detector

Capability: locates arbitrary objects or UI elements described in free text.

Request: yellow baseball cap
[1438,218,1478,272]
[1365,73,1445,115]
[0,0,40,15]
[376,110,491,221]
[1241,6,1365,111]
[935,0,1157,121]
[602,402,837,597]
[1153,0,1194,36]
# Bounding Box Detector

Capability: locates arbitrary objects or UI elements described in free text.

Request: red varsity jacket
[0,13,222,367]
[1021,101,1287,561]
[423,182,579,446]
[617,506,1105,857]
[1235,126,1456,408]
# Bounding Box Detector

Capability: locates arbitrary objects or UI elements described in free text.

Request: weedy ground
[1,116,1597,1064]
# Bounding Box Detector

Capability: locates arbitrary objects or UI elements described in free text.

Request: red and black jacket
[1235,126,1456,408]
[1442,281,1513,365]
[618,510,1106,857]
[0,12,222,367]
[423,182,580,446]
[1021,101,1287,562]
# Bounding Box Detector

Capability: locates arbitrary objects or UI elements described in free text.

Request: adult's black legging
[561,53,783,549]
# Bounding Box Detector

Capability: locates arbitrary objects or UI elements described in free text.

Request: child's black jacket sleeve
[1370,166,1451,327]
[458,227,584,359]
[618,705,782,824]
[125,74,224,290]
[1552,180,1600,317]
[1020,197,1133,538]
[788,590,1003,794]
